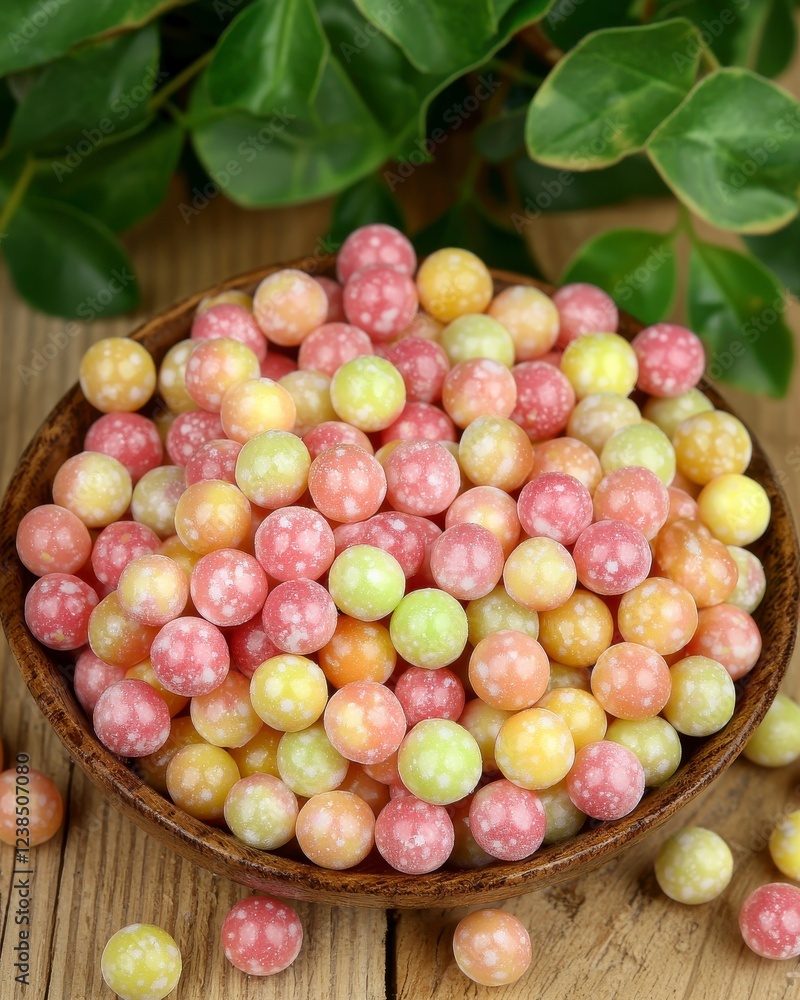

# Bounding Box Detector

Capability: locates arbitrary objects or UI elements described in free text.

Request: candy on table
[190,670,262,748]
[84,412,163,483]
[606,717,682,786]
[469,779,546,861]
[24,572,98,651]
[224,773,298,850]
[458,415,534,492]
[380,401,457,445]
[166,743,240,822]
[567,740,645,820]
[466,585,539,645]
[503,536,577,612]
[184,338,261,412]
[131,466,186,538]
[495,707,575,790]
[739,883,800,960]
[468,630,549,711]
[654,519,739,608]
[592,466,670,540]
[116,554,188,627]
[553,282,619,349]
[88,592,159,667]
[654,827,733,904]
[191,302,266,360]
[295,322,372,377]
[174,480,251,555]
[125,660,188,718]
[662,655,736,736]
[683,603,761,680]
[510,360,576,441]
[385,439,461,515]
[165,409,224,465]
[219,377,297,443]
[150,616,230,696]
[452,909,532,987]
[308,444,387,522]
[343,264,419,342]
[79,337,156,412]
[393,666,465,727]
[538,779,586,843]
[487,284,560,361]
[374,795,455,873]
[390,588,468,669]
[561,332,638,399]
[276,722,349,798]
[250,654,328,732]
[16,504,92,577]
[303,420,374,459]
[158,340,198,413]
[222,896,303,976]
[416,248,493,323]
[253,268,328,346]
[296,790,375,869]
[517,472,592,546]
[743,694,800,767]
[673,410,752,485]
[590,642,672,720]
[697,473,770,545]
[337,223,417,283]
[229,726,282,778]
[567,392,641,454]
[279,369,337,435]
[135,716,205,794]
[323,681,406,765]
[531,436,602,494]
[600,422,676,486]
[0,767,63,847]
[726,546,766,613]
[769,810,800,881]
[397,719,481,805]
[537,687,607,750]
[74,648,128,715]
[538,589,614,667]
[93,679,170,757]
[52,452,132,529]
[442,357,517,429]
[448,797,495,869]
[446,485,520,558]
[315,275,346,323]
[632,323,705,397]
[101,924,182,1000]
[430,522,504,601]
[439,313,514,367]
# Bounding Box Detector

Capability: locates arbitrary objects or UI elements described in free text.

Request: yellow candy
[673,410,751,485]
[101,923,182,1000]
[80,338,156,413]
[743,693,800,767]
[536,687,607,750]
[697,473,770,545]
[157,340,198,414]
[494,707,575,789]
[770,811,800,879]
[416,248,493,323]
[165,744,239,822]
[250,654,328,732]
[560,332,638,399]
[487,285,560,361]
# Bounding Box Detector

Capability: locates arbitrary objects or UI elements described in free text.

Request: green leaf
[542,0,635,52]
[327,175,405,247]
[33,123,184,232]
[515,154,669,214]
[525,19,701,169]
[744,218,800,298]
[647,69,800,233]
[7,26,160,153]
[687,239,793,397]
[0,0,189,76]
[413,199,542,277]
[189,60,391,207]
[206,0,329,116]
[560,227,677,324]
[3,197,139,317]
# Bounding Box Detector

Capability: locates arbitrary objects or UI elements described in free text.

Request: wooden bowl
[1,260,798,909]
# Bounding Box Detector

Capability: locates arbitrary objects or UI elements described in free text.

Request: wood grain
[0,47,799,997]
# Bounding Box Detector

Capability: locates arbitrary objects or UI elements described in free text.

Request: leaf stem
[699,42,722,72]
[149,49,213,113]
[485,58,544,90]
[0,156,36,235]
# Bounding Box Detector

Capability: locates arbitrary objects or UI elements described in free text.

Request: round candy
[601,422,676,486]
[605,717,682,786]
[561,332,637,399]
[539,779,586,843]
[0,768,63,847]
[174,480,251,555]
[328,545,406,621]
[440,313,514,367]
[261,579,337,655]
[452,909,532,987]
[446,486,520,558]
[221,896,303,975]
[567,740,645,820]
[567,393,641,454]
[739,883,800,960]
[330,355,406,431]
[101,924,182,1000]
[697,473,770,545]
[458,416,534,492]
[393,666,465,727]
[337,223,416,283]
[573,519,652,596]
[469,630,549,711]
[279,369,336,435]
[276,722,349,797]
[117,554,188,626]
[644,387,714,440]
[166,743,240,822]
[769,811,800,882]
[673,410,752,485]
[495,707,575,790]
[131,466,186,539]
[390,589,468,669]
[362,512,427,577]
[234,431,310,510]
[303,420,373,459]
[380,401,456,445]
[73,649,127,715]
[531,436,602,493]
[225,772,297,848]
[185,338,260,411]
[397,719,481,805]
[250,654,328,732]
[297,322,373,376]
[504,537,577,612]
[385,440,461,516]
[228,726,282,778]
[253,268,327,346]
[343,264,419,342]
[537,687,607,751]
[220,377,297,443]
[538,589,613,667]
[727,546,766,614]
[88,592,159,667]
[315,275,345,322]
[488,284,559,361]
[93,679,170,757]
[185,439,241,486]
[416,248,493,323]
[190,669,262,748]
[52,452,132,529]
[16,504,92,577]
[255,506,334,582]
[79,337,156,412]
[165,409,224,465]
[158,340,197,413]
[308,444,387,523]
[663,655,736,736]
[655,827,733,904]
[319,617,396,688]
[324,682,406,765]
[517,472,592,546]
[24,572,98,650]
[591,642,671,719]
[632,323,705,397]
[655,519,738,608]
[430,523,504,601]
[469,779,546,861]
[466,585,539,646]
[84,413,163,483]
[150,616,230,696]
[683,603,761,681]
[510,360,575,440]
[617,578,698,655]
[592,466,669,540]
[191,302,266,360]
[296,790,375,869]
[743,694,800,767]
[442,358,517,428]
[196,289,253,314]
[553,282,618,349]
[374,795,454,873]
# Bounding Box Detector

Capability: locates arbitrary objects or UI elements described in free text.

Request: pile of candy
[8,221,794,992]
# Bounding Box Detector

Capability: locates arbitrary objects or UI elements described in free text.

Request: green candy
[398,719,482,806]
[328,545,405,622]
[390,588,468,668]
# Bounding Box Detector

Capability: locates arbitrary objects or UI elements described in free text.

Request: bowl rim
[1,258,798,909]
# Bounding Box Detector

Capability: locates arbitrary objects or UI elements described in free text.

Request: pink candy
[430,523,504,601]
[84,413,163,482]
[336,223,416,284]
[91,522,161,589]
[16,504,92,577]
[384,441,461,517]
[374,796,454,873]
[517,472,593,546]
[93,678,170,757]
[165,410,224,465]
[567,741,645,820]
[343,265,418,342]
[307,445,387,523]
[573,520,652,596]
[222,896,303,976]
[740,883,800,960]
[72,648,127,715]
[380,401,456,445]
[593,466,670,541]
[469,779,546,861]
[383,337,450,403]
[324,681,407,764]
[191,548,268,627]
[185,439,242,486]
[255,506,335,581]
[315,276,346,323]
[632,323,705,397]
[393,666,465,727]
[297,322,373,377]
[683,603,762,680]
[511,361,575,441]
[150,616,230,695]
[261,579,338,654]
[227,615,279,678]
[442,358,517,428]
[24,573,99,650]
[553,283,619,349]
[191,303,267,361]
[303,421,373,460]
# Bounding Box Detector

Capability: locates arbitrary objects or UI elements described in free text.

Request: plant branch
[0,157,37,235]
[149,49,213,113]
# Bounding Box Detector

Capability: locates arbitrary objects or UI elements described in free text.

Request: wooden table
[2,56,800,998]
